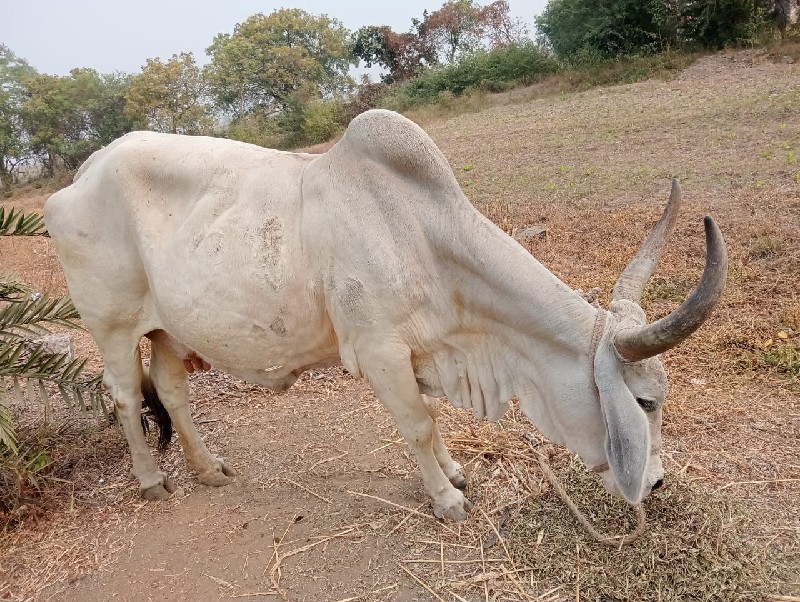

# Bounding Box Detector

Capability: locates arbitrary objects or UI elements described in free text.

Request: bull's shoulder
[334,110,455,185]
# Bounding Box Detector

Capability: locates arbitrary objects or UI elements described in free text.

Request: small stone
[32,333,75,359]
[782,55,795,64]
[515,225,547,241]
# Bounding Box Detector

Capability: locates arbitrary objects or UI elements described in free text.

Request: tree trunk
[772,0,799,35]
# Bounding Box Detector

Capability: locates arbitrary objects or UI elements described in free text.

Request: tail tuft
[140,371,173,451]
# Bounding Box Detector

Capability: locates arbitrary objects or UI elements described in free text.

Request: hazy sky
[2,0,548,77]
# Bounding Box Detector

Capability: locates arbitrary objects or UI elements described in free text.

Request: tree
[680,0,771,49]
[0,207,105,454]
[205,9,354,118]
[125,52,213,135]
[770,0,799,35]
[21,69,139,172]
[351,25,437,82]
[0,45,37,188]
[481,0,531,48]
[535,0,678,60]
[535,0,781,59]
[419,0,488,63]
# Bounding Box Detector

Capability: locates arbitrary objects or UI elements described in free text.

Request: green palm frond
[0,396,18,455]
[0,207,46,236]
[0,294,82,339]
[0,340,106,417]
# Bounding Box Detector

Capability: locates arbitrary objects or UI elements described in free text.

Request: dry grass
[348,400,798,602]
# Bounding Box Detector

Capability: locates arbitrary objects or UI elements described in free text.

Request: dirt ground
[1,50,799,601]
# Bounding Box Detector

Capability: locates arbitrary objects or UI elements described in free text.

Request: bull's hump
[340,110,453,184]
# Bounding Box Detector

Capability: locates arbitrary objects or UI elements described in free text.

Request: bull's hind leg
[148,337,236,487]
[360,342,473,521]
[98,333,176,500]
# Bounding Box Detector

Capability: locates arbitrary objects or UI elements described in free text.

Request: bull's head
[589,180,727,503]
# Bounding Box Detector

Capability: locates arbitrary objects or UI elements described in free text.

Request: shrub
[301,100,342,144]
[225,113,287,149]
[388,43,560,107]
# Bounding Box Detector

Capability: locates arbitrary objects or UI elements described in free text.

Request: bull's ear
[594,338,650,504]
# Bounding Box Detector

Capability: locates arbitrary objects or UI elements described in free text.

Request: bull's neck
[428,203,601,443]
[439,202,598,354]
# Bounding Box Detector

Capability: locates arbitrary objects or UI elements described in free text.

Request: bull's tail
[140,368,173,451]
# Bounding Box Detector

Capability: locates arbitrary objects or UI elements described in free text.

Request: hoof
[450,474,468,490]
[448,461,468,490]
[198,459,237,487]
[141,477,177,500]
[432,491,474,522]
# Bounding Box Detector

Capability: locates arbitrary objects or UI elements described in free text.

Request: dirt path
[46,373,433,602]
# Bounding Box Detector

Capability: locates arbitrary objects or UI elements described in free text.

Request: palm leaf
[0,294,82,339]
[0,207,46,236]
[0,340,105,416]
[0,278,29,302]
[0,394,19,454]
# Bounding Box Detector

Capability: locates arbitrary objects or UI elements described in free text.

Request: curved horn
[612,179,683,303]
[614,216,728,362]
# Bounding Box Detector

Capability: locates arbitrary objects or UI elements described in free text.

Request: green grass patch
[759,343,800,379]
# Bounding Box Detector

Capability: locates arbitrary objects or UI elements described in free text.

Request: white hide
[45,109,666,519]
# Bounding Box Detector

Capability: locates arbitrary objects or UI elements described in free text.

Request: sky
[2,0,549,77]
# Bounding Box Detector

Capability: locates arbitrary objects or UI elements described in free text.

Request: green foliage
[0,294,81,340]
[0,436,52,515]
[759,342,800,378]
[563,51,698,87]
[0,206,45,236]
[226,96,343,149]
[205,8,355,118]
[301,100,342,144]
[388,43,559,107]
[351,2,528,84]
[536,0,676,61]
[536,0,777,61]
[20,69,139,172]
[225,113,287,149]
[0,45,38,187]
[351,25,437,83]
[125,52,213,134]
[419,0,488,63]
[681,0,772,49]
[339,81,391,124]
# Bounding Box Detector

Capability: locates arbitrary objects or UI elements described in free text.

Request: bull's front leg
[423,395,468,490]
[361,342,473,521]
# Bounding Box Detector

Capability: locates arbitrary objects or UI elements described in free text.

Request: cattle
[44,109,726,521]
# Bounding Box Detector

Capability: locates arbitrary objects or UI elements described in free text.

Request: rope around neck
[532,308,647,547]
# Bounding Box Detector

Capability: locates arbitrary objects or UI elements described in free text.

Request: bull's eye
[636,397,657,412]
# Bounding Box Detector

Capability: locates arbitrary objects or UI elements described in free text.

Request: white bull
[44,110,726,520]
